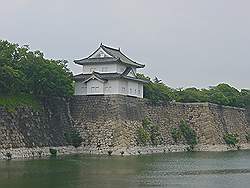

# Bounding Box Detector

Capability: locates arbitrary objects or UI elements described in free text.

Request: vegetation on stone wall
[137,127,150,146]
[170,120,197,150]
[246,133,250,143]
[137,73,250,108]
[0,94,41,111]
[64,129,83,148]
[0,40,74,108]
[49,148,57,156]
[137,118,163,146]
[171,128,182,143]
[179,120,197,147]
[223,133,239,146]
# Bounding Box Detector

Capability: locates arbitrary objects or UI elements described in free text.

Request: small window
[130,88,132,94]
[138,90,140,94]
[105,86,111,92]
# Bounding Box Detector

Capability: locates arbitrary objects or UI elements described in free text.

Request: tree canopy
[0,40,73,97]
[138,74,250,108]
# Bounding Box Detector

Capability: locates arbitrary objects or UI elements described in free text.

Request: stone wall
[0,95,249,158]
[70,95,250,151]
[0,98,72,149]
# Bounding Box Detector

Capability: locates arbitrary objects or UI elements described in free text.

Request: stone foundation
[1,143,250,160]
[0,95,249,159]
[70,95,250,150]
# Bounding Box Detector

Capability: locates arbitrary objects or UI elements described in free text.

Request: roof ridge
[101,44,120,51]
[101,44,144,67]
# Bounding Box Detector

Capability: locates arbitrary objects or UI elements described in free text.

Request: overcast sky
[1,0,249,89]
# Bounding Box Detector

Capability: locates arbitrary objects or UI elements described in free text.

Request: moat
[1,150,250,188]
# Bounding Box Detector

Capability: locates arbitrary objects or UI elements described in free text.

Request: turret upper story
[74,44,145,77]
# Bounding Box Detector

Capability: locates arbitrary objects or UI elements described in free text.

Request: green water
[0,150,250,188]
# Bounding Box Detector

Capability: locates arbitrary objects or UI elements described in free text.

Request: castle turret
[73,44,147,98]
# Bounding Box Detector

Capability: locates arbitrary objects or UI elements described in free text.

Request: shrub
[142,118,151,129]
[246,133,250,142]
[223,133,239,146]
[0,94,41,111]
[108,150,113,156]
[49,148,57,156]
[64,129,83,148]
[38,150,43,157]
[137,127,150,146]
[6,152,12,160]
[137,118,163,146]
[179,120,197,147]
[150,124,163,145]
[171,127,182,143]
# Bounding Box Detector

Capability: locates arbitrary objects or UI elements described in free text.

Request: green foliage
[137,73,174,103]
[49,148,57,156]
[179,120,197,147]
[171,120,197,149]
[150,124,163,145]
[223,133,239,146]
[138,73,250,108]
[64,129,83,148]
[0,94,41,111]
[0,40,73,98]
[246,133,250,142]
[142,117,151,128]
[171,128,182,143]
[6,152,12,160]
[137,127,150,146]
[137,118,163,146]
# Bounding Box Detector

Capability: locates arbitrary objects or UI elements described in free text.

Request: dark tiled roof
[74,72,148,83]
[121,67,132,76]
[101,45,144,68]
[74,57,117,64]
[74,44,145,68]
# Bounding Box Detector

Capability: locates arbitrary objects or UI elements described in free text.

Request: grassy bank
[0,94,41,111]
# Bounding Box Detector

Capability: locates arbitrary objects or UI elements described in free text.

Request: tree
[0,40,73,97]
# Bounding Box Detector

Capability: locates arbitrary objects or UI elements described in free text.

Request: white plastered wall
[83,64,117,74]
[86,79,104,95]
[104,80,119,94]
[74,79,143,98]
[74,81,87,95]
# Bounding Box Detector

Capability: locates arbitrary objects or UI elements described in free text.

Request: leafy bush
[0,94,41,111]
[142,117,151,128]
[179,120,197,147]
[137,118,163,146]
[108,150,113,156]
[64,129,83,148]
[246,133,250,142]
[223,133,239,146]
[137,127,150,146]
[150,124,163,145]
[171,120,197,149]
[171,128,182,143]
[6,152,12,160]
[49,148,57,156]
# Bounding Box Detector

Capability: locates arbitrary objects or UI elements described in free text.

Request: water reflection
[0,151,250,188]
